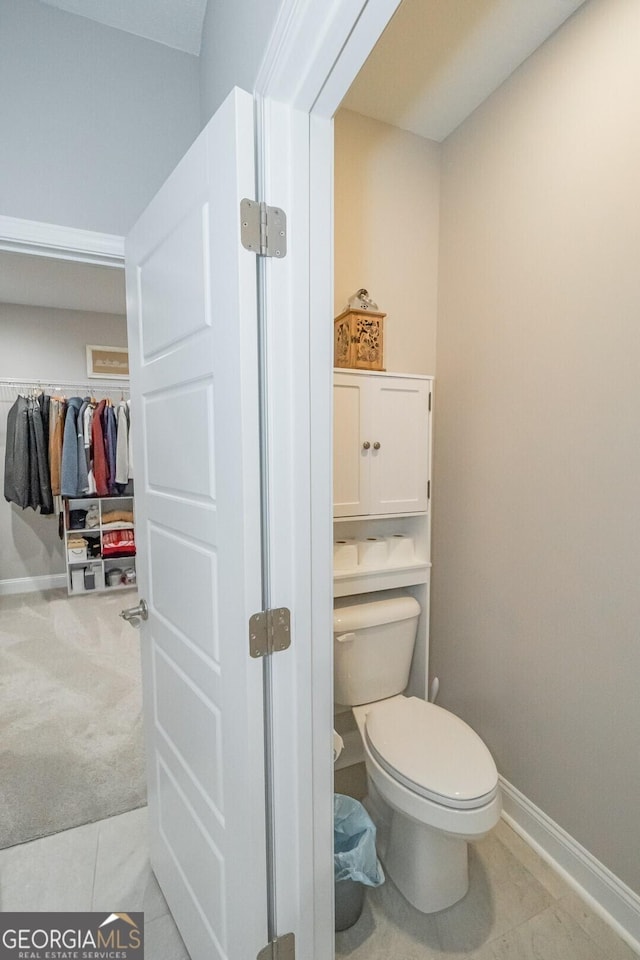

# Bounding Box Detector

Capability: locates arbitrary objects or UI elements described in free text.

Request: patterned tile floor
[0,807,189,960]
[336,819,639,959]
[0,805,636,960]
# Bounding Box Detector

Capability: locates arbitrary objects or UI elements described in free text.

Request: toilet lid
[365,697,498,810]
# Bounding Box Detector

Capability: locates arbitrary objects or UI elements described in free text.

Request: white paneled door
[125,88,268,960]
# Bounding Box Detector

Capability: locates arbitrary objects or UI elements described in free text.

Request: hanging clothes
[31,398,53,514]
[127,400,134,480]
[83,401,96,494]
[4,396,30,508]
[76,399,91,495]
[60,397,85,498]
[4,386,131,510]
[92,398,109,496]
[49,397,65,496]
[115,400,130,486]
[5,395,53,512]
[103,400,118,494]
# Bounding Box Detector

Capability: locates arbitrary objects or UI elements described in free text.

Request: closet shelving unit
[64,494,136,596]
[0,376,135,598]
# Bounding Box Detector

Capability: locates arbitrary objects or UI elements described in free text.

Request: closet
[0,251,130,597]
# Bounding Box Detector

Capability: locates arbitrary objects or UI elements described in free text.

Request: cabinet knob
[373,441,381,450]
[362,441,370,450]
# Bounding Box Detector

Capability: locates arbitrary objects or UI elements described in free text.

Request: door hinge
[241,199,287,258]
[257,932,295,960]
[249,607,291,658]
[428,391,432,412]
[428,480,431,499]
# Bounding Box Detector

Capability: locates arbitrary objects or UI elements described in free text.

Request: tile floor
[1,806,636,960]
[0,806,189,960]
[336,818,639,959]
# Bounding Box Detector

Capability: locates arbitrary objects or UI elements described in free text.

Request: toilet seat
[365,696,498,810]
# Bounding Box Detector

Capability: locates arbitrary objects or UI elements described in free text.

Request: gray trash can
[334,794,385,932]
[335,877,366,932]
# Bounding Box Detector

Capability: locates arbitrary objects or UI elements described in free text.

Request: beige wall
[0,304,128,586]
[334,110,440,375]
[432,0,640,892]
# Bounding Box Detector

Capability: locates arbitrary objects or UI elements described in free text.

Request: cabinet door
[368,376,430,514]
[334,373,370,516]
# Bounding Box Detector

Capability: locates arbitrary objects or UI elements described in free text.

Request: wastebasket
[334,793,385,932]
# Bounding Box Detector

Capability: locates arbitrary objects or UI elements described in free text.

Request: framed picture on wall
[86,345,129,380]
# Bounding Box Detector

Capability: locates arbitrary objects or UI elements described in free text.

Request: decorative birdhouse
[334,306,386,371]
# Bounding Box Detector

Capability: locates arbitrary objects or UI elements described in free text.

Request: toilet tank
[334,594,421,706]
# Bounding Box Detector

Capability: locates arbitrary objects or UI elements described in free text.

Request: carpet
[0,588,146,848]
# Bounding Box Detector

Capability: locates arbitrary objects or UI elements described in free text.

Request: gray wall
[0,0,200,235]
[199,0,283,125]
[433,0,640,892]
[0,304,128,585]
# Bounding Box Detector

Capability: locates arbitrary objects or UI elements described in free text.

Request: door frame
[253,1,402,956]
[0,215,125,266]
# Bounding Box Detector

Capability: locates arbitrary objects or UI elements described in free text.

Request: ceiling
[37,0,208,56]
[0,252,126,315]
[342,0,588,141]
[33,1,588,133]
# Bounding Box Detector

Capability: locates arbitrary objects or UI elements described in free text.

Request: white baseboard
[499,776,640,954]
[0,574,67,597]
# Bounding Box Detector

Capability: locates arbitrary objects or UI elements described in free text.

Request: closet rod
[0,376,129,391]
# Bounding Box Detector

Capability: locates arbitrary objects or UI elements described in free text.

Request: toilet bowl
[352,695,500,912]
[334,594,501,913]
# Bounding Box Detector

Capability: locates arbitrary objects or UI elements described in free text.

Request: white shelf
[333,560,431,598]
[333,511,428,523]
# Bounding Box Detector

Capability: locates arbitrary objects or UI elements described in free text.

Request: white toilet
[334,593,501,913]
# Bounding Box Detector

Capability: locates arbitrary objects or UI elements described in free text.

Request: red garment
[91,399,109,496]
[102,529,136,557]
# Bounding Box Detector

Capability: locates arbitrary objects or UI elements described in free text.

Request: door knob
[120,599,148,627]
[362,441,370,450]
[373,441,381,450]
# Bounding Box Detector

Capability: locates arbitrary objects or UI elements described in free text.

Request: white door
[369,376,430,514]
[333,373,370,516]
[125,88,268,960]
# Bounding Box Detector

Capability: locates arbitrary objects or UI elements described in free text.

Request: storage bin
[106,568,123,587]
[68,546,87,562]
[70,568,86,592]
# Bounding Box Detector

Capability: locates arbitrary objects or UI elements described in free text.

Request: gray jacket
[60,397,85,498]
[4,396,30,507]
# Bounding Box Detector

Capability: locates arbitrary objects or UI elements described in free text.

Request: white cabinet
[333,371,432,517]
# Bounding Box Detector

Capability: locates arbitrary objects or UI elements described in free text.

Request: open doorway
[0,250,145,848]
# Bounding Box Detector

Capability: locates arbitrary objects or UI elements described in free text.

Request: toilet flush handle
[336,632,356,643]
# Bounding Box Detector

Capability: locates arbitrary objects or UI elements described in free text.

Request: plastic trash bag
[334,794,385,887]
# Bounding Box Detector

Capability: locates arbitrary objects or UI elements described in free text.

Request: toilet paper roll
[385,534,415,565]
[357,536,388,567]
[334,539,358,570]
